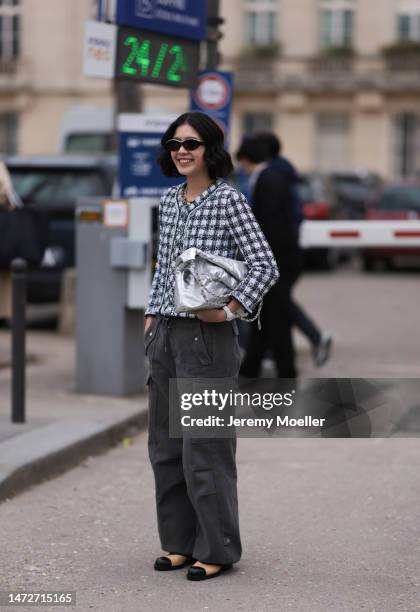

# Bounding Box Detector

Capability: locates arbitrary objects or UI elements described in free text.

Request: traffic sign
[190,71,234,142]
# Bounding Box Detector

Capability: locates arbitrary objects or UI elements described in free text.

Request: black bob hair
[158,112,234,179]
[236,135,271,165]
[255,132,282,157]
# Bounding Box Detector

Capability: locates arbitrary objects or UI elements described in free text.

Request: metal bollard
[11,258,27,423]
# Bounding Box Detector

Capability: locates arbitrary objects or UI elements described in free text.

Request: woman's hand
[195,308,226,323]
[144,315,155,332]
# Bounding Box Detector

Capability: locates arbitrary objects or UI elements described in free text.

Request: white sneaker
[313,334,333,367]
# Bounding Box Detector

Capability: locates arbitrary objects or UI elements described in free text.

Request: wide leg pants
[146,314,242,565]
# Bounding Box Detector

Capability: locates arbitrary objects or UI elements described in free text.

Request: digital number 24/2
[122,37,187,82]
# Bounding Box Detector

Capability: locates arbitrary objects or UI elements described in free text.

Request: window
[378,186,420,211]
[0,113,17,154]
[242,112,273,134]
[397,0,420,41]
[244,0,278,46]
[316,114,351,172]
[65,133,115,154]
[320,0,354,49]
[0,0,21,63]
[10,169,111,207]
[394,113,420,177]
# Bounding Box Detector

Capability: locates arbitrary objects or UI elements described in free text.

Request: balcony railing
[383,53,420,72]
[228,53,420,92]
[232,56,277,91]
[308,55,354,73]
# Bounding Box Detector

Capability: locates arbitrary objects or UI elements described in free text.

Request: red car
[297,174,336,269]
[362,182,420,270]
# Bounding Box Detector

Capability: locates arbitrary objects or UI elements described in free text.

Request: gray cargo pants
[145,314,242,565]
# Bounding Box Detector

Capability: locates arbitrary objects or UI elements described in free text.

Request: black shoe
[186,563,232,581]
[154,553,194,571]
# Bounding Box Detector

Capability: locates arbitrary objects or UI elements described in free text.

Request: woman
[144,112,279,581]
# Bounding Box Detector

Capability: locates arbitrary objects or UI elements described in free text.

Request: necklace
[183,185,195,204]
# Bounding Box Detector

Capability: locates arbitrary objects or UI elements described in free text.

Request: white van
[58,106,115,154]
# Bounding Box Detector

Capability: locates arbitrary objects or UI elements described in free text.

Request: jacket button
[194,336,198,341]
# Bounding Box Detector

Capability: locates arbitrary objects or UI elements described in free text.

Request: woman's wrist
[223,301,245,321]
[226,300,245,318]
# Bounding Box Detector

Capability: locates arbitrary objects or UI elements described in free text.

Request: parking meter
[75,197,158,396]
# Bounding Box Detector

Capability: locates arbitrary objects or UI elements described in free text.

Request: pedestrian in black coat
[236,136,303,378]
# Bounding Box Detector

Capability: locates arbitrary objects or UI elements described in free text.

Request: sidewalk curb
[0,408,148,503]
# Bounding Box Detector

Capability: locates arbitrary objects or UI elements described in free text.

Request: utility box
[75,197,158,396]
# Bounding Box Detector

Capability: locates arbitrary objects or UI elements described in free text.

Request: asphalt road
[0,433,419,612]
[0,267,419,611]
[292,265,420,378]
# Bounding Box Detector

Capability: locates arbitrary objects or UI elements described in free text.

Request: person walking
[0,161,19,320]
[241,133,332,368]
[144,112,278,581]
[236,137,302,378]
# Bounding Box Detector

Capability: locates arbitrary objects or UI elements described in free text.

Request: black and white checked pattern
[145,179,279,317]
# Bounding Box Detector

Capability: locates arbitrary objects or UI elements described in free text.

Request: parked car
[296,174,335,269]
[362,181,420,270]
[5,155,117,302]
[298,174,330,221]
[327,172,382,219]
[303,171,383,220]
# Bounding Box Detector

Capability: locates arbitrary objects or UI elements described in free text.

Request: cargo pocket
[230,320,242,370]
[231,319,239,336]
[147,376,157,445]
[144,318,158,356]
[186,321,212,366]
[192,468,217,497]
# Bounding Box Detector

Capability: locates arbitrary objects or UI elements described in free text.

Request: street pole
[206,0,221,71]
[112,79,143,150]
[11,258,26,423]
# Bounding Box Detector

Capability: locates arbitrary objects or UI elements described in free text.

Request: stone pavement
[0,329,148,502]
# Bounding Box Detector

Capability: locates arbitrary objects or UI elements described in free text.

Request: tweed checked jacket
[145,179,279,317]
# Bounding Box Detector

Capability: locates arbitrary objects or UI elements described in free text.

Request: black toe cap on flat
[154,555,194,571]
[187,566,207,579]
[154,556,173,571]
[187,564,232,581]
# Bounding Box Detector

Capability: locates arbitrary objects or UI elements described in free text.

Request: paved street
[0,434,419,611]
[0,267,419,611]
[292,265,420,378]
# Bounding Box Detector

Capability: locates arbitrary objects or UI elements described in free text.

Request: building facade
[0,0,112,156]
[2,0,420,179]
[221,0,420,178]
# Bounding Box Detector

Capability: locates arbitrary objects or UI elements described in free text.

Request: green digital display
[116,26,200,88]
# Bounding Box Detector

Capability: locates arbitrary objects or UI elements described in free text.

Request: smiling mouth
[177,158,194,165]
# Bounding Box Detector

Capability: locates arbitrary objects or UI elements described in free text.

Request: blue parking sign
[118,114,183,198]
[116,0,208,41]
